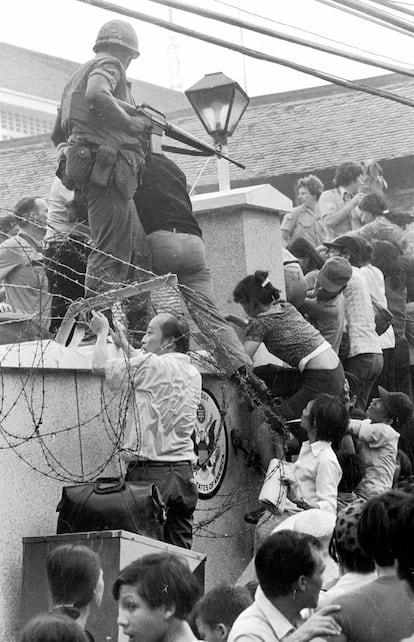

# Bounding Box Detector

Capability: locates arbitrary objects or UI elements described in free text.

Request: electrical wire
[370,0,414,18]
[76,0,414,108]
[145,0,414,77]
[315,0,414,36]
[210,0,414,68]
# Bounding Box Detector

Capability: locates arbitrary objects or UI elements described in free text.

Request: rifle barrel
[164,123,245,169]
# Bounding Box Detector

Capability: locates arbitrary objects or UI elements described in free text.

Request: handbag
[372,300,393,336]
[56,477,166,539]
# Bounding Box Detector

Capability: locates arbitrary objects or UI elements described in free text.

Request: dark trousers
[346,352,384,411]
[43,238,90,331]
[86,181,149,296]
[277,362,346,421]
[126,462,198,549]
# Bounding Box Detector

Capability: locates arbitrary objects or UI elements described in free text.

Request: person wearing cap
[324,235,383,411]
[301,256,352,354]
[318,162,365,241]
[51,19,150,303]
[318,500,375,607]
[348,386,413,500]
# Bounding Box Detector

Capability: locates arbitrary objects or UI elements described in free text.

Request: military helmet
[93,20,139,58]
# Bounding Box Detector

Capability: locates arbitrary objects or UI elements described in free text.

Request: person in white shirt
[283,395,346,515]
[229,530,342,642]
[91,310,202,549]
[349,386,413,500]
[323,235,383,411]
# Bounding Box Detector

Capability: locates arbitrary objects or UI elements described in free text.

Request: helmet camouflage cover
[93,20,139,58]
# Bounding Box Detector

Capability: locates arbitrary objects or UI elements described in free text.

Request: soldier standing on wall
[51,20,151,307]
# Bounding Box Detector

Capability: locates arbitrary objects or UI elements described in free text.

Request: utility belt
[127,460,193,469]
[150,225,202,237]
[65,138,143,199]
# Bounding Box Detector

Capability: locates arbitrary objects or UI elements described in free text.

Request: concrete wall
[0,184,288,639]
[192,184,291,312]
[0,365,260,641]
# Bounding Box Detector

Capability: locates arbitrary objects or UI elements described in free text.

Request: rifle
[132,102,246,169]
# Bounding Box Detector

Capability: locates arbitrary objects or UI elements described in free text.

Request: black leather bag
[56,477,166,539]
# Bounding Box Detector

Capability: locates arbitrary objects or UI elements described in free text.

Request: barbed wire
[0,213,279,540]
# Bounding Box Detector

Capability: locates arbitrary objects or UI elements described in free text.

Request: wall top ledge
[0,340,221,375]
[191,183,292,215]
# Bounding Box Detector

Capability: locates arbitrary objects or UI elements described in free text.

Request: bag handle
[94,477,126,494]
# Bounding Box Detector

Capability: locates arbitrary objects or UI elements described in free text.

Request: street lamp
[185,72,249,191]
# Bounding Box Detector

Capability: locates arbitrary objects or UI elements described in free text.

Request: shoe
[244,506,265,524]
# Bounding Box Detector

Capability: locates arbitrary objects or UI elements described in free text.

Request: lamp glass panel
[189,85,233,136]
[226,87,249,136]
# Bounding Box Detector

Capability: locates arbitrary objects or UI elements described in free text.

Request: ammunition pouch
[90,145,117,188]
[65,144,92,189]
[115,150,140,200]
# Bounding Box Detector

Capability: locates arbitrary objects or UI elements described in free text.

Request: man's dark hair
[14,196,42,227]
[46,545,101,610]
[288,237,324,271]
[357,491,409,567]
[159,313,190,353]
[193,584,252,629]
[255,531,322,600]
[309,394,349,444]
[334,162,363,188]
[112,553,201,620]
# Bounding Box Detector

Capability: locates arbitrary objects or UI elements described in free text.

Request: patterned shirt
[343,268,382,357]
[356,216,408,254]
[245,303,325,368]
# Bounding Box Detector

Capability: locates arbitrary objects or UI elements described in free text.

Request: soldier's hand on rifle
[129,113,152,138]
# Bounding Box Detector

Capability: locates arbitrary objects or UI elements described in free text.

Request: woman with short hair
[281,175,326,247]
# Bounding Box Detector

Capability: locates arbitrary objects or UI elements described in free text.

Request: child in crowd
[301,256,352,354]
[350,386,413,499]
[193,584,252,642]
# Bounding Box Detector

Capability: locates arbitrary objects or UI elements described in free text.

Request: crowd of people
[19,489,414,641]
[2,17,414,642]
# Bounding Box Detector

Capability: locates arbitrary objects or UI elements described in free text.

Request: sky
[1,0,414,97]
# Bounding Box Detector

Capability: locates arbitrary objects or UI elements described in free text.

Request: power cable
[211,0,414,67]
[326,0,414,33]
[370,0,414,18]
[75,0,414,108]
[145,0,414,77]
[315,0,414,36]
